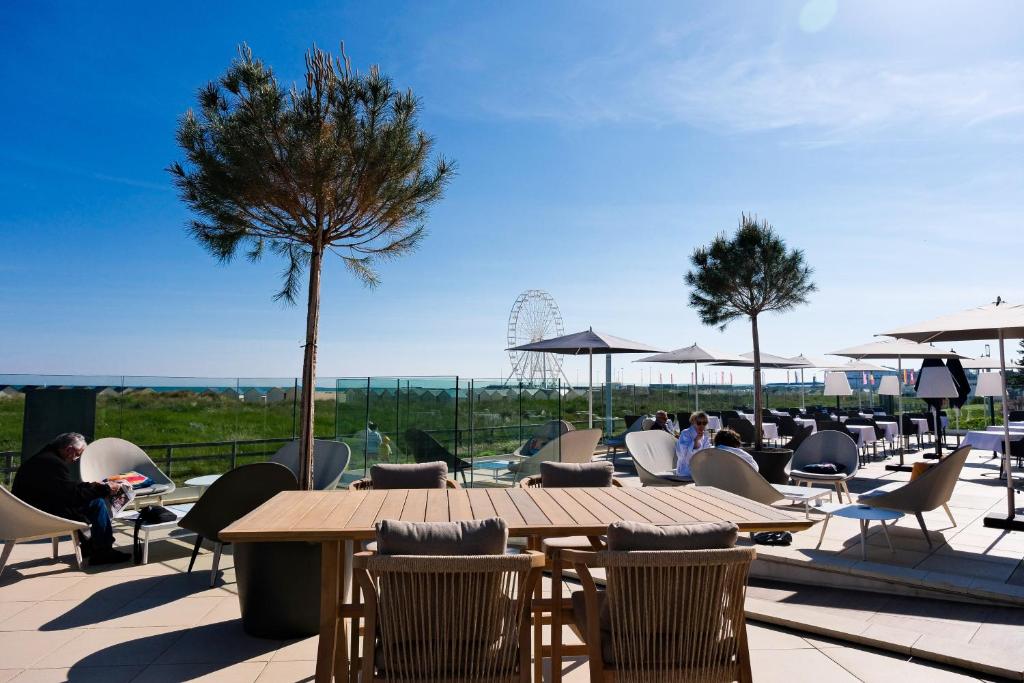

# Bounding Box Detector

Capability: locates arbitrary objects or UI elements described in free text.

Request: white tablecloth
[986,425,1024,432]
[875,421,899,442]
[962,430,1024,454]
[707,416,722,431]
[762,423,779,440]
[845,424,877,447]
[910,418,931,435]
[1009,421,1024,429]
[794,418,817,434]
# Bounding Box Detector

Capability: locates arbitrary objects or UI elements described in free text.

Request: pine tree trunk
[297,244,324,491]
[751,314,764,450]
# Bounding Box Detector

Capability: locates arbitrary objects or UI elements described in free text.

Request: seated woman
[675,411,711,479]
[713,428,759,472]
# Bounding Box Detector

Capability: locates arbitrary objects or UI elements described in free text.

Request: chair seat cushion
[376,518,508,556]
[606,521,738,551]
[540,461,613,488]
[371,462,448,489]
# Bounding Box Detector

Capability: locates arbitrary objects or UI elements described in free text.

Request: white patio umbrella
[881,299,1024,530]
[830,339,964,470]
[634,344,745,411]
[508,328,662,429]
[785,354,874,408]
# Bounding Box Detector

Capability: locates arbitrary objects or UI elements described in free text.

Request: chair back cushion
[606,520,738,551]
[540,461,613,488]
[370,462,448,490]
[376,518,508,556]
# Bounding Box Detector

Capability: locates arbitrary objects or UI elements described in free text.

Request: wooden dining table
[221,484,813,682]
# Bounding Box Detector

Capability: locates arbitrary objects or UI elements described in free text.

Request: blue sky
[2,1,1023,383]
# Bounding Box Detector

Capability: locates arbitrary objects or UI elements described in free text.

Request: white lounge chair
[508,429,601,483]
[1,486,89,578]
[80,438,175,504]
[624,431,689,486]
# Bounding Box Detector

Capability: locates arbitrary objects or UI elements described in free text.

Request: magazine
[108,484,136,517]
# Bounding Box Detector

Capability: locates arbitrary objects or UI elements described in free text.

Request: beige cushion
[370,462,447,489]
[376,518,508,556]
[605,521,738,551]
[540,461,613,488]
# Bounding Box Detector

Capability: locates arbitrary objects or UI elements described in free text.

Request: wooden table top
[220,485,813,542]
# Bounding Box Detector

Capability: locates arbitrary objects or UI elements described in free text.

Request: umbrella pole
[605,354,612,437]
[801,369,805,410]
[694,361,699,411]
[999,333,1016,517]
[588,348,593,429]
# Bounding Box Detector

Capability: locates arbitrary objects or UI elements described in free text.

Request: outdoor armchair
[690,449,784,507]
[563,543,755,682]
[512,419,574,458]
[403,429,471,484]
[726,418,757,446]
[79,437,175,505]
[789,431,860,503]
[349,462,462,490]
[353,547,544,681]
[0,485,89,578]
[508,429,601,483]
[270,439,351,490]
[179,462,297,586]
[857,445,971,547]
[624,430,689,486]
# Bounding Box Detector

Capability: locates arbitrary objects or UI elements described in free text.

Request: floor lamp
[916,365,958,459]
[975,372,1003,428]
[823,371,852,418]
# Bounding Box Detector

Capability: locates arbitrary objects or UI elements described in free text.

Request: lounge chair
[508,429,602,483]
[1,485,89,578]
[789,431,860,503]
[562,522,754,682]
[403,429,471,484]
[353,519,544,682]
[624,431,689,486]
[79,438,175,504]
[179,462,297,587]
[726,418,757,446]
[512,420,574,458]
[857,445,971,547]
[270,439,351,490]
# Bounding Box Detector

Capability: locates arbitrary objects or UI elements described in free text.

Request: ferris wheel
[506,290,570,386]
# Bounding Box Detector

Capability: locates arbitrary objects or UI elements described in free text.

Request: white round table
[816,503,903,560]
[185,474,221,494]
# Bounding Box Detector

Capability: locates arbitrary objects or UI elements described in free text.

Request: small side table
[115,503,194,564]
[815,503,904,560]
[185,474,221,495]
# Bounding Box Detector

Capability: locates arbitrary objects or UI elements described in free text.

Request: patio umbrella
[829,339,965,470]
[882,299,1024,529]
[634,344,745,411]
[708,351,812,410]
[508,328,662,430]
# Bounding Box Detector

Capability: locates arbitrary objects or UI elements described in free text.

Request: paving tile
[0,630,81,668]
[254,660,315,682]
[10,666,142,682]
[821,644,982,682]
[0,577,85,603]
[745,623,815,650]
[102,594,222,628]
[0,602,33,625]
[915,555,1018,582]
[151,620,283,665]
[0,599,122,631]
[43,626,183,668]
[913,634,1024,681]
[45,575,166,603]
[131,661,267,682]
[749,648,861,683]
[270,636,319,662]
[0,672,20,683]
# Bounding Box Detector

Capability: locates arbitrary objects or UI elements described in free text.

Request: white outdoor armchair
[80,438,175,504]
[1,485,89,578]
[508,429,601,483]
[624,431,689,486]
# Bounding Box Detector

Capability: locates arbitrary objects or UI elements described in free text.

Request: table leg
[816,513,830,548]
[336,540,353,682]
[880,521,894,552]
[859,520,867,561]
[551,546,563,683]
[531,536,543,683]
[316,540,341,683]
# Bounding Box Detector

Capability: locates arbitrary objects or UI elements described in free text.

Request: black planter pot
[234,541,321,639]
[747,448,793,485]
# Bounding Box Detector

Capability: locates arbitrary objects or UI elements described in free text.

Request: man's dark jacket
[12,448,107,522]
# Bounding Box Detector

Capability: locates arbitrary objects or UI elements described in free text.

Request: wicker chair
[354,550,545,682]
[563,546,755,682]
[403,429,472,484]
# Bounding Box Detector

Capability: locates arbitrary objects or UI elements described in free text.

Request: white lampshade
[823,371,852,396]
[975,372,1004,398]
[916,365,959,399]
[877,375,900,396]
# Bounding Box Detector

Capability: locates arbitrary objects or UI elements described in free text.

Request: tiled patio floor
[0,528,1008,682]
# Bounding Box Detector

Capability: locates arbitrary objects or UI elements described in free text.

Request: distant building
[242,388,265,403]
[266,387,287,403]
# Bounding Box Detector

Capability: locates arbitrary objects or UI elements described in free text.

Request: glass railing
[0,373,1014,487]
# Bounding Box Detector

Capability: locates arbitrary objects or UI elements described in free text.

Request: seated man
[648,410,675,434]
[713,428,759,472]
[12,432,130,565]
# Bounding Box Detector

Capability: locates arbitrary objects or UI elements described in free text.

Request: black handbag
[132,505,177,564]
